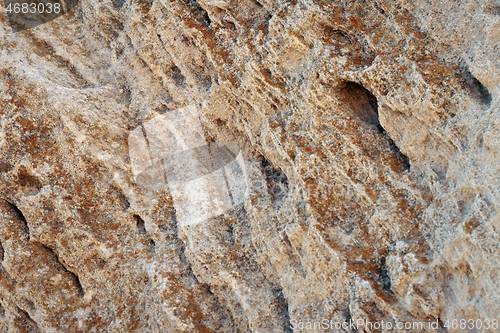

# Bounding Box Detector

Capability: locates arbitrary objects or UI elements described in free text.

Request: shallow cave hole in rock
[5,200,30,235]
[15,307,40,332]
[462,67,492,107]
[134,214,147,235]
[111,186,130,211]
[337,81,410,172]
[170,66,186,88]
[16,166,42,196]
[187,0,212,27]
[134,215,156,253]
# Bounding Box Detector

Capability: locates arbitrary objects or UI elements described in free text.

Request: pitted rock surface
[0,0,499,331]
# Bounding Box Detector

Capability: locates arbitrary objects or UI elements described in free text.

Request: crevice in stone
[134,215,156,253]
[169,65,186,88]
[134,214,147,235]
[63,266,85,299]
[344,308,358,332]
[22,299,35,313]
[271,285,293,332]
[36,243,85,298]
[113,186,130,211]
[16,166,42,196]
[437,318,449,332]
[337,81,410,172]
[251,0,264,8]
[157,205,178,234]
[387,140,410,171]
[26,32,91,88]
[227,223,235,247]
[179,241,190,268]
[188,0,212,27]
[280,231,307,278]
[461,67,492,107]
[148,239,156,254]
[339,81,380,126]
[0,240,3,262]
[321,26,352,45]
[378,256,393,294]
[5,201,29,235]
[15,307,40,333]
[117,80,132,108]
[373,1,386,15]
[0,301,5,318]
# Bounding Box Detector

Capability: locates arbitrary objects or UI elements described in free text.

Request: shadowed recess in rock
[134,214,156,253]
[5,201,30,235]
[271,285,293,332]
[14,307,40,333]
[134,214,147,235]
[35,243,85,298]
[461,67,492,107]
[111,186,130,210]
[338,81,410,171]
[16,166,42,196]
[187,0,211,27]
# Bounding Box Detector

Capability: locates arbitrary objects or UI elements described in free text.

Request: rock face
[0,0,499,331]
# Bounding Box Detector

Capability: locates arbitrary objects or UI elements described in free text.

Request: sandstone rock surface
[0,0,499,331]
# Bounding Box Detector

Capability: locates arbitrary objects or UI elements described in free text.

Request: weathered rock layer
[0,0,499,331]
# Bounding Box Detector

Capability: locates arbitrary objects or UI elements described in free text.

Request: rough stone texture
[0,0,499,331]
